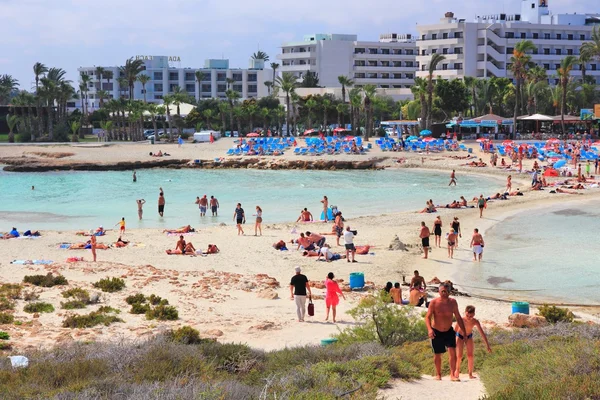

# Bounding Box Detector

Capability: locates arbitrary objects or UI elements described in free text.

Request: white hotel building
[77,56,272,109]
[416,0,600,84]
[278,33,418,90]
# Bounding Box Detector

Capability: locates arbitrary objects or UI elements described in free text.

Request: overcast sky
[0,0,595,89]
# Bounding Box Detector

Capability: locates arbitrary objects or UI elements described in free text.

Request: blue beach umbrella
[406,135,418,141]
[553,159,566,168]
[420,129,432,136]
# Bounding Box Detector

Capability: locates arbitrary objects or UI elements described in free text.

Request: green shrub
[0,297,14,312]
[167,326,204,344]
[0,313,14,324]
[97,306,120,314]
[146,304,178,321]
[130,303,151,314]
[62,308,123,329]
[125,293,146,305]
[0,342,12,350]
[538,304,575,323]
[22,289,40,301]
[0,284,22,300]
[148,294,168,306]
[0,331,9,340]
[23,273,68,287]
[335,291,428,347]
[61,300,87,310]
[93,277,125,293]
[61,288,90,303]
[23,302,55,313]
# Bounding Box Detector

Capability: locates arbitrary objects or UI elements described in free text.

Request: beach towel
[166,232,195,236]
[11,260,53,265]
[66,257,84,263]
[59,243,72,249]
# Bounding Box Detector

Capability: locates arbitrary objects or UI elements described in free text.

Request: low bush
[61,300,87,310]
[167,326,205,344]
[93,277,125,293]
[22,289,40,301]
[146,304,178,321]
[0,297,14,312]
[23,302,55,313]
[538,304,575,323]
[335,291,428,347]
[148,294,168,305]
[0,342,12,350]
[0,284,22,300]
[62,288,90,303]
[0,313,14,324]
[97,306,120,314]
[62,309,123,328]
[23,273,68,287]
[125,293,146,305]
[130,303,151,314]
[0,331,9,340]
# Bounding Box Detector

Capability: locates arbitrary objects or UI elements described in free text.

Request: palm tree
[11,91,35,140]
[120,58,145,100]
[336,103,348,126]
[218,102,229,134]
[70,121,81,142]
[509,40,536,137]
[322,98,331,132]
[6,115,18,143]
[349,87,362,136]
[426,53,446,129]
[95,67,105,91]
[226,89,240,135]
[578,51,591,84]
[145,103,159,138]
[363,85,376,140]
[137,74,151,103]
[305,98,317,129]
[233,105,244,135]
[104,70,114,95]
[411,77,428,130]
[97,90,109,108]
[270,62,280,86]
[463,76,477,117]
[0,74,19,105]
[195,71,205,98]
[203,109,214,129]
[162,94,174,142]
[252,51,269,62]
[557,55,578,136]
[580,26,600,82]
[264,81,273,95]
[117,77,128,99]
[99,120,113,142]
[226,78,235,92]
[244,103,258,132]
[260,107,270,134]
[80,72,91,117]
[275,72,297,136]
[33,62,48,137]
[337,76,354,104]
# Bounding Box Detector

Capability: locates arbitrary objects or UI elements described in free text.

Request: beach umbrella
[476,138,488,143]
[553,159,566,168]
[543,168,559,177]
[423,137,435,142]
[303,129,316,136]
[246,132,260,138]
[502,140,514,146]
[333,127,347,133]
[546,138,560,144]
[406,135,418,141]
[419,129,432,136]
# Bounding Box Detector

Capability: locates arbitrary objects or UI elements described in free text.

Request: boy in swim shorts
[454,305,492,379]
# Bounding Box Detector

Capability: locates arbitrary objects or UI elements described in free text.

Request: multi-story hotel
[416,0,600,83]
[278,33,418,89]
[77,56,272,109]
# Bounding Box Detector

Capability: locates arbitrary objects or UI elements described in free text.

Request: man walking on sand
[290,266,312,322]
[425,283,467,381]
[344,226,357,263]
[449,170,457,186]
[419,221,431,259]
[477,194,486,218]
[470,228,485,262]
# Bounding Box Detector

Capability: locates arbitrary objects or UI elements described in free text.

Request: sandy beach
[1,140,600,400]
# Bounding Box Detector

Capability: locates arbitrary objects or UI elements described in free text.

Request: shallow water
[454,199,600,305]
[0,168,502,230]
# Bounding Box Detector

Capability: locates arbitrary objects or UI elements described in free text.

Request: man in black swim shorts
[425,283,467,381]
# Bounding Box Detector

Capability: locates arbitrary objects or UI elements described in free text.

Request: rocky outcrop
[1,157,386,172]
[508,313,548,328]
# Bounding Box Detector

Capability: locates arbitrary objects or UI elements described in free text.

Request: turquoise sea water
[454,199,600,306]
[0,168,502,230]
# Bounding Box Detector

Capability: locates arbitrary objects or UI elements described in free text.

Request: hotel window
[544,33,550,39]
[354,73,365,78]
[568,34,573,40]
[154,83,163,92]
[185,72,195,81]
[506,32,515,39]
[233,84,242,92]
[567,49,573,55]
[443,33,448,39]
[247,84,257,93]
[421,50,426,55]
[454,63,463,70]
[544,48,550,55]
[580,34,586,40]
[406,49,413,55]
[442,64,448,70]
[201,72,211,81]
[555,64,560,70]
[543,63,550,70]
[381,48,390,54]
[454,32,463,39]
[355,48,365,53]
[521,32,526,39]
[201,84,211,92]
[432,34,437,40]
[556,34,562,40]
[247,74,257,82]
[394,49,403,55]
[406,73,414,79]
[67,102,76,108]
[169,72,178,80]
[443,48,448,54]
[380,85,389,88]
[185,84,195,93]
[592,64,597,71]
[454,48,462,54]
[421,35,426,40]
[233,73,242,82]
[217,73,226,81]
[217,84,226,92]
[431,49,437,54]
[154,95,163,100]
[555,49,561,55]
[393,73,402,79]
[507,47,514,54]
[405,61,414,67]
[533,33,539,39]
[169,83,178,92]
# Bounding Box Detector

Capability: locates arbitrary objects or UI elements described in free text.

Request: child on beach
[115,218,125,235]
[454,305,492,379]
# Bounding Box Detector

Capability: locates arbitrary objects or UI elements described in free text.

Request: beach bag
[307,296,314,317]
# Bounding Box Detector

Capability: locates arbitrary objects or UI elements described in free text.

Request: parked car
[143,130,155,138]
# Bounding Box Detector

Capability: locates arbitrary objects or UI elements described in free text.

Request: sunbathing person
[296,208,313,222]
[556,188,583,195]
[163,225,195,234]
[316,244,346,262]
[115,236,129,248]
[202,244,219,254]
[565,183,585,189]
[419,200,437,213]
[459,196,468,207]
